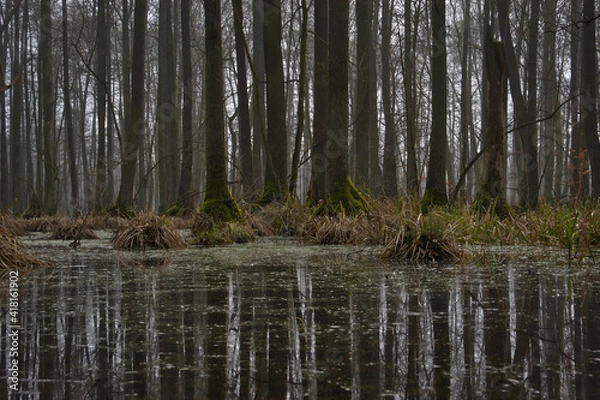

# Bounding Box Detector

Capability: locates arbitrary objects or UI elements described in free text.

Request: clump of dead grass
[382,214,462,262]
[48,217,99,240]
[111,213,187,250]
[0,224,45,269]
[247,200,309,236]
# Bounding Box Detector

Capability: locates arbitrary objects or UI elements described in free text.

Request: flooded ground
[2,237,600,399]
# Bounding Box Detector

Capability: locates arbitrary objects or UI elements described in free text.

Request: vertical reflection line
[225,272,241,400]
[146,272,160,398]
[193,271,207,399]
[449,277,465,400]
[418,290,434,399]
[287,271,302,399]
[378,276,387,395]
[560,278,575,398]
[393,285,408,399]
[538,274,548,398]
[349,290,360,400]
[508,265,516,363]
[472,282,486,399]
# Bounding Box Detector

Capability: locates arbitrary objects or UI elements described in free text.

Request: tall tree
[157,0,179,212]
[202,0,242,221]
[497,0,540,208]
[317,0,367,215]
[354,0,372,187]
[310,0,328,203]
[289,0,308,197]
[177,0,194,211]
[262,0,288,202]
[40,0,56,213]
[424,0,448,206]
[477,27,509,213]
[252,0,266,192]
[116,0,147,213]
[381,0,397,197]
[232,0,253,195]
[582,0,600,197]
[459,0,473,200]
[403,0,419,195]
[94,0,108,210]
[62,0,79,212]
[9,2,24,212]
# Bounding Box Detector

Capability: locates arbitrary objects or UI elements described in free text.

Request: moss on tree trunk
[315,176,368,216]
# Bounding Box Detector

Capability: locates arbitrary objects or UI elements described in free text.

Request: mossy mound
[314,176,368,217]
[111,213,187,251]
[192,212,255,245]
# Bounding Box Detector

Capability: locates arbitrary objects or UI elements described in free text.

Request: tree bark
[262,0,288,202]
[40,0,56,214]
[424,0,448,206]
[582,0,600,197]
[62,0,79,213]
[232,0,254,195]
[93,0,109,211]
[310,0,328,203]
[202,0,241,221]
[477,28,509,214]
[289,0,308,197]
[252,0,266,193]
[497,0,539,208]
[403,0,418,195]
[177,0,194,211]
[381,0,398,197]
[354,0,372,187]
[157,0,179,212]
[116,0,147,213]
[9,3,24,212]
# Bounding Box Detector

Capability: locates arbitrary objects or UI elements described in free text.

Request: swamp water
[1,238,600,399]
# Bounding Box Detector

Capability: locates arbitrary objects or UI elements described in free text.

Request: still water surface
[1,241,600,399]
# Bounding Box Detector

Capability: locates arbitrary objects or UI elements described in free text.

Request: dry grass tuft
[111,213,187,251]
[0,214,26,237]
[23,216,58,233]
[0,224,45,269]
[382,214,462,262]
[303,215,370,245]
[247,200,309,236]
[48,217,99,241]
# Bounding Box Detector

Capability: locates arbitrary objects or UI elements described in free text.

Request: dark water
[1,245,600,399]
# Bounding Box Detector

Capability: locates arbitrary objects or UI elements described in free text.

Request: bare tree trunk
[177,0,194,211]
[94,0,108,211]
[157,0,179,212]
[116,0,147,212]
[569,0,588,198]
[262,0,288,202]
[582,0,600,197]
[497,0,539,208]
[459,0,472,201]
[252,0,266,193]
[310,0,328,203]
[202,0,241,221]
[477,27,509,214]
[9,3,24,212]
[354,0,371,187]
[381,0,397,197]
[403,0,418,195]
[40,0,56,214]
[289,0,308,197]
[424,0,448,206]
[232,0,253,196]
[62,0,79,213]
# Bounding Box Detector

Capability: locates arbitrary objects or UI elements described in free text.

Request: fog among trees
[1,0,599,215]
